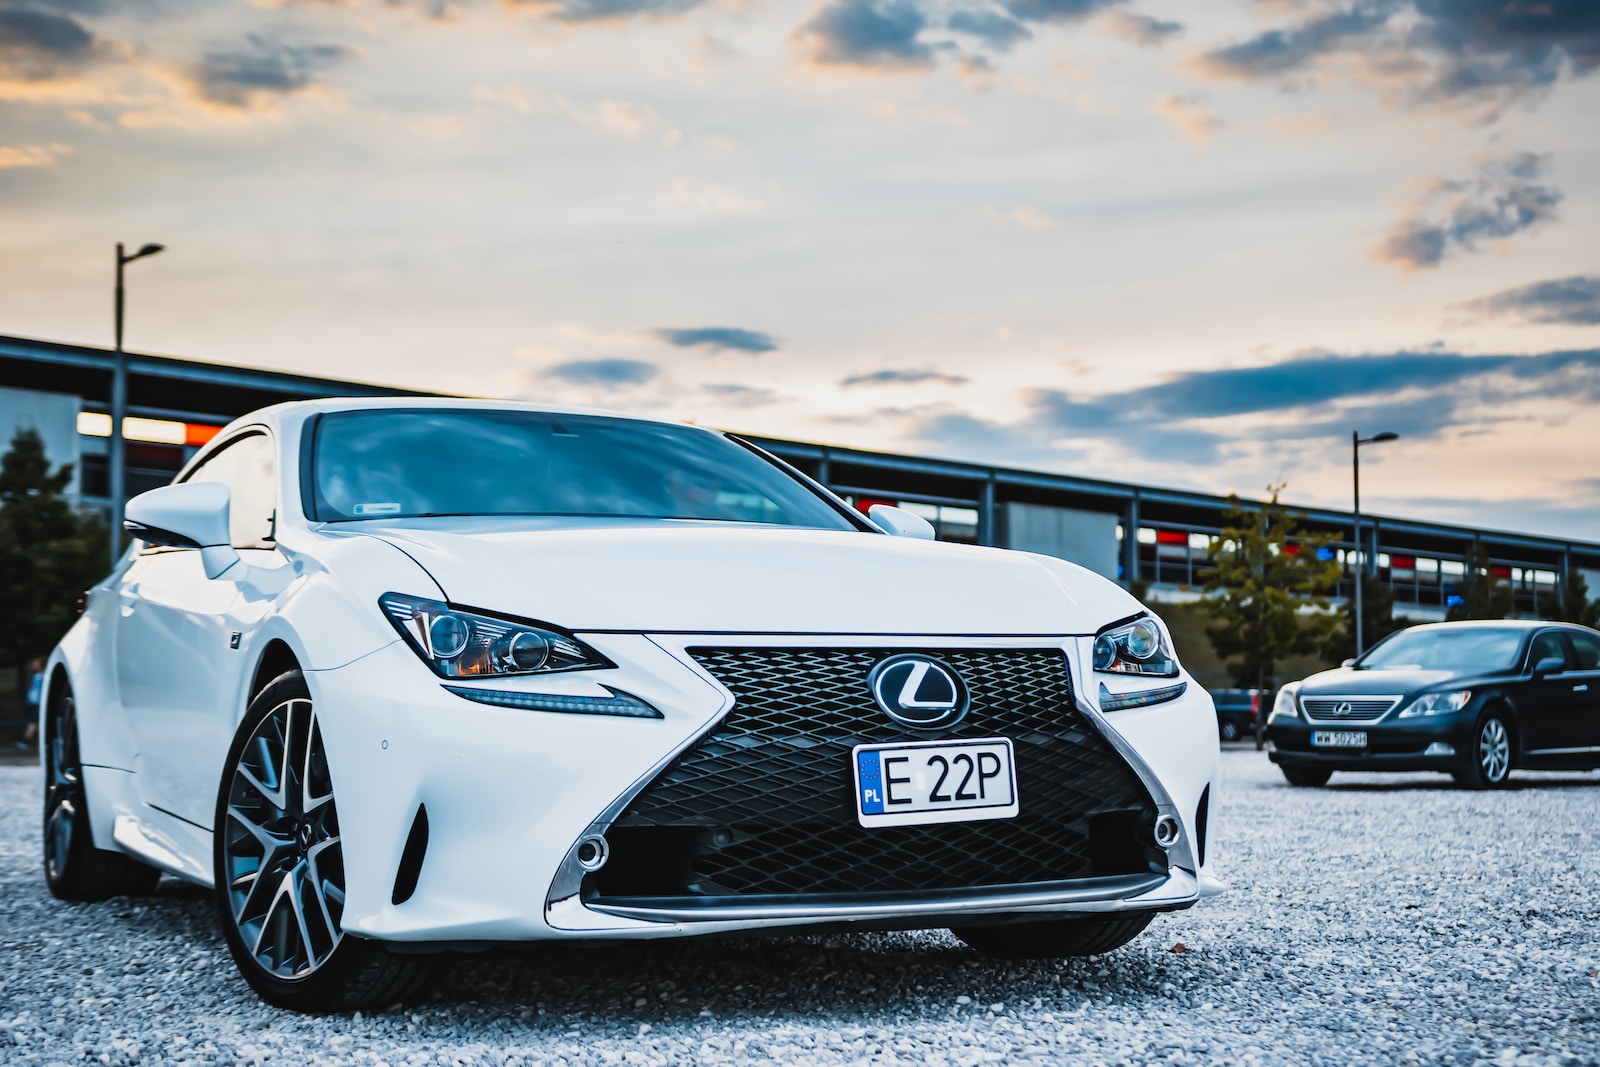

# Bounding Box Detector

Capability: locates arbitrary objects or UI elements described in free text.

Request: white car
[42,399,1222,1010]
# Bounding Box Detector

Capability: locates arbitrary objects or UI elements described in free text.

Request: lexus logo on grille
[868,654,969,730]
[1334,701,1355,716]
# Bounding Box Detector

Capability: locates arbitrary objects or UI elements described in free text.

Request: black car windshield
[310,409,859,530]
[1357,627,1523,672]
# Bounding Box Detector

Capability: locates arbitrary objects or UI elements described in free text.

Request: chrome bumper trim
[585,868,1189,924]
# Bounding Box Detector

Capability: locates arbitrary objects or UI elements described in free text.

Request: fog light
[1153,814,1182,848]
[1424,742,1455,757]
[575,835,609,872]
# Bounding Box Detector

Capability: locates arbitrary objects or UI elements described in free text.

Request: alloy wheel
[43,692,83,883]
[221,698,346,979]
[1478,718,1510,784]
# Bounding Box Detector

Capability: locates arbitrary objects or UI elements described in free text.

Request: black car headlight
[1092,616,1179,677]
[380,593,612,679]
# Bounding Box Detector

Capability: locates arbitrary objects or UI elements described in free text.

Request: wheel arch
[250,639,303,702]
[1479,696,1520,756]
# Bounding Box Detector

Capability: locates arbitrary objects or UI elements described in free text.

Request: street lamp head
[1371,431,1400,443]
[135,242,165,259]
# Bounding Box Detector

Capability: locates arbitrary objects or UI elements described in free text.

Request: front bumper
[1267,713,1474,772]
[309,634,1221,944]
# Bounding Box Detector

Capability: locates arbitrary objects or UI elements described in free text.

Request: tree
[0,429,109,674]
[1445,544,1513,622]
[1200,486,1343,690]
[1323,572,1412,663]
[1538,567,1599,627]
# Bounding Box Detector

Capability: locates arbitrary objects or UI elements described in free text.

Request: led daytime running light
[1099,681,1187,712]
[444,685,662,718]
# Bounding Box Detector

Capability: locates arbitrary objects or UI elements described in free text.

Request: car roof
[247,396,698,429]
[1395,620,1590,635]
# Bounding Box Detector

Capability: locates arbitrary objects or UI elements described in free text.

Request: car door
[115,430,285,826]
[1561,630,1600,753]
[1513,629,1578,757]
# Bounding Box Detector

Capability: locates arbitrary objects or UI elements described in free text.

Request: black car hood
[1297,667,1460,697]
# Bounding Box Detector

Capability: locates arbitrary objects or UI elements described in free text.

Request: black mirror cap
[1532,655,1565,677]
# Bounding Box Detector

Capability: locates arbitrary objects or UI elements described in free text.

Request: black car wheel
[1219,720,1240,742]
[1454,712,1513,790]
[952,913,1154,959]
[1280,765,1332,787]
[43,677,161,901]
[215,670,438,1012]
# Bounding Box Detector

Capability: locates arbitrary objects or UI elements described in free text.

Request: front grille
[594,647,1162,903]
[1301,696,1400,722]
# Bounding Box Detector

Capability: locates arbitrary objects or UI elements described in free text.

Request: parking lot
[2,749,1597,1066]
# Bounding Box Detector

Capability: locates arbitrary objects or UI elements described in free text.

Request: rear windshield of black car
[1358,628,1522,672]
[308,409,861,530]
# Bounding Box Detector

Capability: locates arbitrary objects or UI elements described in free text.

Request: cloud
[656,178,765,213]
[0,141,72,167]
[702,382,782,407]
[1001,0,1122,24]
[1373,152,1561,269]
[1457,275,1600,327]
[948,9,1031,52]
[0,2,100,81]
[654,326,777,354]
[797,0,936,71]
[886,346,1600,472]
[840,368,970,387]
[542,358,660,386]
[986,205,1055,229]
[189,35,353,109]
[512,0,706,22]
[1097,10,1182,47]
[1152,93,1219,143]
[1192,1,1600,118]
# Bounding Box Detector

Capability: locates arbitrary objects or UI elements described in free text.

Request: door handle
[1576,684,1590,692]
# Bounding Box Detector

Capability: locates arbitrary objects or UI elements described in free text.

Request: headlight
[380,593,612,679]
[1092,617,1179,677]
[1397,690,1471,718]
[1269,686,1300,721]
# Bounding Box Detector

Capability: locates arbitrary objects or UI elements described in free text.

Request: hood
[1297,666,1462,697]
[352,517,1141,635]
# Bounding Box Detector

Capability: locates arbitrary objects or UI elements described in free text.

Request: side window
[1569,632,1600,671]
[185,433,277,549]
[1527,631,1570,673]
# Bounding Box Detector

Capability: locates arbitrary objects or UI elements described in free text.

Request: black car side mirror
[1532,655,1565,678]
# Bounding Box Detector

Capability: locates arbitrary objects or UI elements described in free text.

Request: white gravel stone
[3,752,1598,1065]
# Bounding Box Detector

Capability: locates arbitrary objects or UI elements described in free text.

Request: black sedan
[1267,620,1600,788]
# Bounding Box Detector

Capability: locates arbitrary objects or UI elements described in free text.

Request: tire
[1280,765,1333,787]
[42,678,162,901]
[952,914,1154,960]
[1453,712,1513,790]
[215,670,437,1012]
[1219,720,1240,742]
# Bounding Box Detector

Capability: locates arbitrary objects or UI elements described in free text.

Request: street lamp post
[1351,430,1400,658]
[111,241,165,567]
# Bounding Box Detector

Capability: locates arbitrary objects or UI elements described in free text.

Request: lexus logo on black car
[869,654,969,729]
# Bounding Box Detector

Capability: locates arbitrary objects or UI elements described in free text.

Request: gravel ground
[3,751,1598,1067]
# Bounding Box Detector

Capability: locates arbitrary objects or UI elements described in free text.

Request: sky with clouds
[2,0,1598,539]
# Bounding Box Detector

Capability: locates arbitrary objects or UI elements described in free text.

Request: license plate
[1312,731,1367,748]
[852,738,1019,828]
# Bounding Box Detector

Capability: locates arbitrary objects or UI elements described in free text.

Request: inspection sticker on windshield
[352,502,402,517]
[852,738,1018,828]
[1312,731,1367,748]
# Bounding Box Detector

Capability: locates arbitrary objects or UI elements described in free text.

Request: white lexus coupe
[42,399,1221,1010]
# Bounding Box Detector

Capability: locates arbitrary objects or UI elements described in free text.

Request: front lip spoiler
[580,868,1193,925]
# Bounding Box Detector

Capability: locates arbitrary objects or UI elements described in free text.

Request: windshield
[309,409,860,531]
[1357,627,1523,672]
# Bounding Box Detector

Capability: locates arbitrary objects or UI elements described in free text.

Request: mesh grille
[596,647,1160,901]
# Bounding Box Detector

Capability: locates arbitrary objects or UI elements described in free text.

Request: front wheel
[215,670,437,1012]
[1280,765,1332,787]
[43,678,161,901]
[1219,720,1240,742]
[1453,713,1513,790]
[951,914,1154,960]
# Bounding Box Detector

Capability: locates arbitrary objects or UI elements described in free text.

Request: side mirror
[125,483,240,579]
[1532,655,1565,678]
[868,504,935,540]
